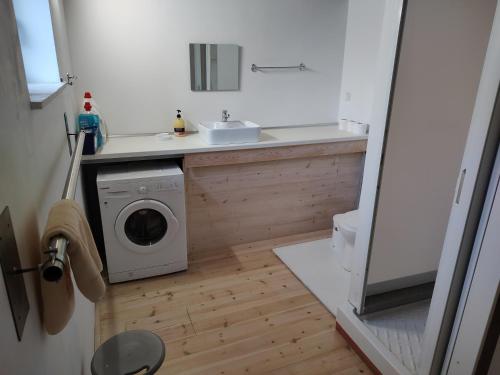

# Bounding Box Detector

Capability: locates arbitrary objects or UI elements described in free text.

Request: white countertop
[81,124,367,163]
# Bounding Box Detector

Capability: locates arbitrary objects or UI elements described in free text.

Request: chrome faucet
[221,109,230,122]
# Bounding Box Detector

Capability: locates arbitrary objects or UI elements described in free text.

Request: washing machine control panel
[157,181,179,191]
[135,181,180,194]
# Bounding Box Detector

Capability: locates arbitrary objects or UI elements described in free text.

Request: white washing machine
[97,162,187,283]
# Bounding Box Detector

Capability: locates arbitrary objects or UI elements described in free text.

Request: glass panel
[124,209,167,246]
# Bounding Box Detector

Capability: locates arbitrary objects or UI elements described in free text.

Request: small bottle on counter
[173,109,186,137]
[81,91,108,145]
[78,102,103,155]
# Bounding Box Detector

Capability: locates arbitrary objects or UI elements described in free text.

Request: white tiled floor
[273,238,351,316]
[361,300,430,374]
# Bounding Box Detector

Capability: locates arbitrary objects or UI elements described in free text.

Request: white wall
[64,0,348,134]
[338,0,387,125]
[0,0,94,373]
[366,0,497,286]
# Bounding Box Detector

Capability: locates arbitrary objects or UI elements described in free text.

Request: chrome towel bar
[41,130,86,281]
[14,130,86,282]
[251,63,306,72]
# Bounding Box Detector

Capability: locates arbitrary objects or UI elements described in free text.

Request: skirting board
[366,271,437,296]
[363,282,434,315]
[336,303,413,375]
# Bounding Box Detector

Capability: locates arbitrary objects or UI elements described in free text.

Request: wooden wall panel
[184,143,365,253]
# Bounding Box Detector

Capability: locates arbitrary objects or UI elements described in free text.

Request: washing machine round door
[114,199,179,254]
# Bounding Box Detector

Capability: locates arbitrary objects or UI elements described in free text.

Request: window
[12,0,60,84]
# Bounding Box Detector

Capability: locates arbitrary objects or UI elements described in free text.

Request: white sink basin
[198,121,261,145]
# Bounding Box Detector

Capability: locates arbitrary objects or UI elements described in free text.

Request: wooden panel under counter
[184,140,367,254]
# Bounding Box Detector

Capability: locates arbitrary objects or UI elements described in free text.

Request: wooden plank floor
[96,230,372,375]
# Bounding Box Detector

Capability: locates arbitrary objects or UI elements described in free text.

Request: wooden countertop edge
[184,140,368,168]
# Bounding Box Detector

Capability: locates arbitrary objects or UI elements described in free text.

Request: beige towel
[41,199,106,334]
[40,257,75,335]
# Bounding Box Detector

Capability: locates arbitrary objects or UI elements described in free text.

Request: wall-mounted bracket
[9,247,58,276]
[0,207,30,341]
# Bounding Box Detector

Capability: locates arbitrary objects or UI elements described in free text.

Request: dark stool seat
[91,330,165,375]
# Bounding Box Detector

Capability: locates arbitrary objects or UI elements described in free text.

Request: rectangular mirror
[189,43,240,91]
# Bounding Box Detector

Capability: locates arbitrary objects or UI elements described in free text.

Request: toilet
[332,210,359,272]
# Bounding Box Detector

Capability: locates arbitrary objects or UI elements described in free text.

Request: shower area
[338,0,499,374]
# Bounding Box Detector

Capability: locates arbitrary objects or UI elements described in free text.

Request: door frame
[348,0,407,312]
[418,3,500,373]
[442,146,500,374]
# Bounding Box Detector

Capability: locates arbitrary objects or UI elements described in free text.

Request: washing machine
[97,162,187,283]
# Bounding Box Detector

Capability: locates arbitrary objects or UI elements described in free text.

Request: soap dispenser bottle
[173,109,185,137]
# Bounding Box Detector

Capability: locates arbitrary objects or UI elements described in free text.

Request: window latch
[61,72,78,86]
